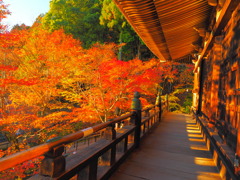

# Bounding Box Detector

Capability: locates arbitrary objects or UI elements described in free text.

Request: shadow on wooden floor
[110,112,222,180]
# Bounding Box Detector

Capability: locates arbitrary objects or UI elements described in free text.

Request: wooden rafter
[114,0,212,62]
[194,0,240,72]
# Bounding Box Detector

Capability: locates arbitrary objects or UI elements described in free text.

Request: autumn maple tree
[0,0,9,32]
[58,44,163,122]
[0,3,194,178]
[0,22,191,150]
[0,24,160,178]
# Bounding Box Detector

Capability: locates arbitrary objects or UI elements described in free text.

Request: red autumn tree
[0,0,10,32]
[0,2,183,178]
[0,25,85,143]
[58,43,173,122]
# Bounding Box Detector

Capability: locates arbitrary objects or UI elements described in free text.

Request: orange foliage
[0,22,179,178]
[0,23,174,141]
[0,0,10,31]
[0,2,194,177]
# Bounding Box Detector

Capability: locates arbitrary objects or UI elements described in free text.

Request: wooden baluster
[156,92,162,122]
[145,109,150,117]
[87,138,90,146]
[77,166,89,180]
[166,94,169,112]
[145,109,150,132]
[143,121,146,134]
[147,116,150,130]
[158,94,162,122]
[40,145,65,178]
[110,124,117,166]
[124,136,128,152]
[151,115,153,127]
[89,158,98,180]
[131,92,142,148]
[101,124,116,166]
[105,124,116,140]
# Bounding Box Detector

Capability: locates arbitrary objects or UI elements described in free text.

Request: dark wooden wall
[200,4,240,153]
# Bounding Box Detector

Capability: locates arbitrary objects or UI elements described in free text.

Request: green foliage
[42,0,153,60]
[166,89,193,114]
[99,0,124,29]
[165,91,181,112]
[99,0,153,60]
[182,93,192,114]
[42,0,108,48]
[160,63,194,114]
[169,102,182,112]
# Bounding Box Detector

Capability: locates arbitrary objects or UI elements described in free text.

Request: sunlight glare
[194,157,215,166]
[188,138,204,142]
[187,129,201,133]
[191,144,208,151]
[188,133,203,138]
[197,171,221,180]
[186,124,198,127]
[186,120,196,123]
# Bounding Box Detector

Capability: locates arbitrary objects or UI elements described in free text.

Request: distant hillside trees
[42,0,154,60]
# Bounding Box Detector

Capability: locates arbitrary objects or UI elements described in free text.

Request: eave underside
[114,0,212,62]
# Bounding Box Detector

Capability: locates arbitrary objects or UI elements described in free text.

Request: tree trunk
[137,38,141,59]
[118,30,123,60]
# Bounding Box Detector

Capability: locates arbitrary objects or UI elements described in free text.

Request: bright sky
[2,0,50,28]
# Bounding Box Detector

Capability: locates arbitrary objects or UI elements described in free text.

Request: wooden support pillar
[197,60,205,115]
[155,92,162,122]
[236,91,240,175]
[235,128,240,175]
[192,71,199,109]
[210,36,223,121]
[165,94,169,112]
[40,145,65,178]
[101,124,117,166]
[131,92,142,148]
[89,158,98,180]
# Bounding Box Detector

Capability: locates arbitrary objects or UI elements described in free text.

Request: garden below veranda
[0,2,194,179]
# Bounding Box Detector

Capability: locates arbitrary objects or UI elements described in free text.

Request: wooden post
[77,166,89,180]
[101,124,116,166]
[104,124,116,140]
[197,60,205,115]
[40,145,65,178]
[124,136,128,152]
[155,92,162,122]
[89,158,98,180]
[131,92,142,148]
[165,94,169,112]
[235,128,240,175]
[110,124,117,166]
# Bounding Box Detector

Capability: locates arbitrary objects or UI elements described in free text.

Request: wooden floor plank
[110,113,222,180]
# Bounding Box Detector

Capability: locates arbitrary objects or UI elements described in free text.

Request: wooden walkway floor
[110,113,222,180]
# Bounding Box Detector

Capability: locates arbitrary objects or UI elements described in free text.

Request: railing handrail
[0,111,135,172]
[142,105,155,111]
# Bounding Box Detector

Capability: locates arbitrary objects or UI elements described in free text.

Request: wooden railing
[0,92,166,179]
[192,109,240,180]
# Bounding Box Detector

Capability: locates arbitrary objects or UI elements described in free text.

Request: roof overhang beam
[194,0,239,72]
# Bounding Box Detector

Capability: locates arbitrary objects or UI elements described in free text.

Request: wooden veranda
[114,0,240,177]
[111,113,222,180]
[0,0,240,179]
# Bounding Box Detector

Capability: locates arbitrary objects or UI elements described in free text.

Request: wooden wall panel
[201,4,240,154]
